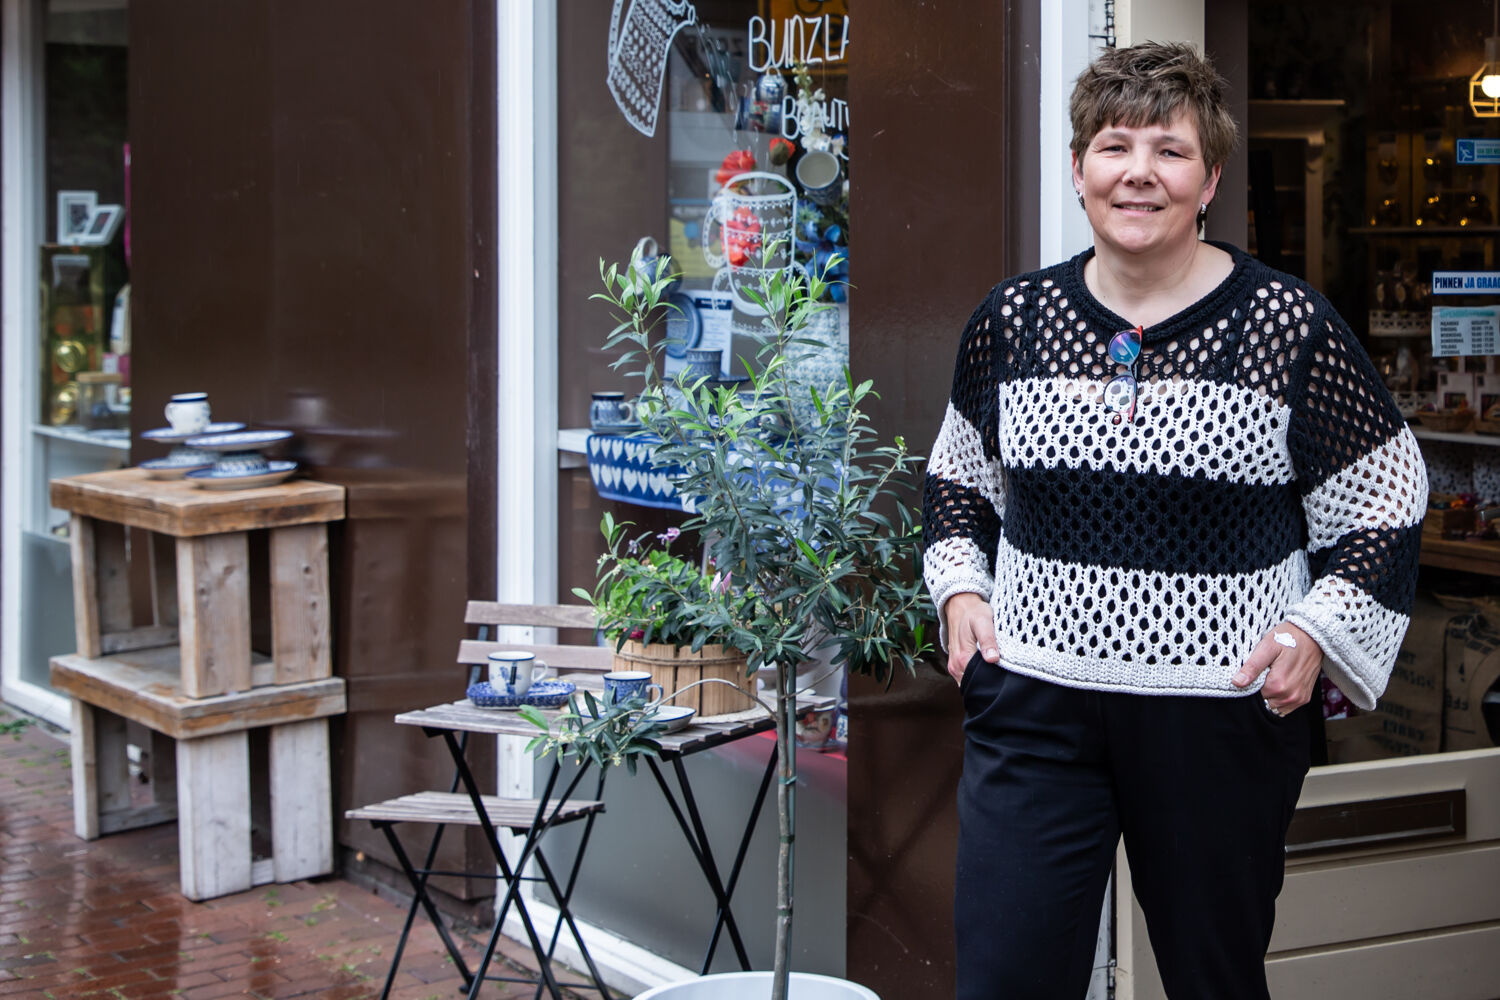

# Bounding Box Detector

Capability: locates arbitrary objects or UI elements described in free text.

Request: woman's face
[1071,110,1221,259]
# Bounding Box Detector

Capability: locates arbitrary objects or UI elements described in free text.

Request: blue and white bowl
[466,679,576,710]
[140,455,214,480]
[185,460,298,491]
[213,450,272,475]
[646,705,696,732]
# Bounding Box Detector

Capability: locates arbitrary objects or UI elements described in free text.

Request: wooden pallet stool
[48,468,347,900]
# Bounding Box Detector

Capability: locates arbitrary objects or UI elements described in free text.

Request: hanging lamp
[1470,0,1500,116]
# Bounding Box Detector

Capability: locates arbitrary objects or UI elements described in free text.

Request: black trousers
[955,654,1310,1000]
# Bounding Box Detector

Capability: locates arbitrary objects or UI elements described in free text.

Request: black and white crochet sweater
[922,243,1426,709]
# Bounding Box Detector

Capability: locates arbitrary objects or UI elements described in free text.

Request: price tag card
[1432,306,1500,357]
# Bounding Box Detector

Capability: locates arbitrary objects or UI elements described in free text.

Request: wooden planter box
[613,640,754,716]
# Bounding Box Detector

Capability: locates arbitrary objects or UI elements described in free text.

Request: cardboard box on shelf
[1442,601,1500,752]
[1325,593,1449,763]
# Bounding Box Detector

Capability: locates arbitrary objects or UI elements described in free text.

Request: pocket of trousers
[959,649,986,698]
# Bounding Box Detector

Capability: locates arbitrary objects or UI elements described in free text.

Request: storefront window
[552,0,852,975]
[1247,2,1500,765]
[13,1,131,708]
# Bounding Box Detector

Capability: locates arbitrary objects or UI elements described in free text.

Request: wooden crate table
[47,468,347,900]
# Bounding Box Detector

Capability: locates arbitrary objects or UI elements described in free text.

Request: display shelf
[558,426,589,469]
[1412,428,1500,447]
[1419,524,1500,576]
[1350,226,1500,237]
[33,423,130,451]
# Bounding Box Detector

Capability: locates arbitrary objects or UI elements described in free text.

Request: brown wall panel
[128,0,488,892]
[846,2,1018,997]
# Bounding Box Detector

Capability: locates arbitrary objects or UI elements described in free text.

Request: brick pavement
[0,706,603,999]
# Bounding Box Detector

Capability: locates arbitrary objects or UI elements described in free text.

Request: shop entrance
[1110,4,1500,997]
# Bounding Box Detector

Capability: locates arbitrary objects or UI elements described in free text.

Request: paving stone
[0,714,605,1000]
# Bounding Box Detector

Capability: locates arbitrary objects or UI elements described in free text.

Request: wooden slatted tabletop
[395,696,776,756]
[50,467,344,537]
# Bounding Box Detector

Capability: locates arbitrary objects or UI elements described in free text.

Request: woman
[922,42,1426,1000]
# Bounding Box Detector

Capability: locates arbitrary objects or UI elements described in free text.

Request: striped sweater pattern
[921,244,1427,709]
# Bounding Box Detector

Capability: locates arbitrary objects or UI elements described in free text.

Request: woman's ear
[1200,162,1223,207]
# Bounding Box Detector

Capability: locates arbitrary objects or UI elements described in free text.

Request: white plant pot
[634,972,880,1000]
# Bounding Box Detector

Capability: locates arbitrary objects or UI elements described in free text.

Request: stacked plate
[138,422,246,479]
[182,429,298,490]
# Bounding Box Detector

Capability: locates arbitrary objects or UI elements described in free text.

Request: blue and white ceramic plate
[185,460,298,491]
[466,679,576,710]
[139,456,214,480]
[142,421,245,443]
[184,429,294,452]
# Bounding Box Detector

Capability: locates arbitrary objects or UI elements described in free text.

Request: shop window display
[10,2,131,710]
[1249,1,1500,764]
[553,1,852,976]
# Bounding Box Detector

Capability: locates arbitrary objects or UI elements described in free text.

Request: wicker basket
[612,640,755,717]
[1417,409,1475,432]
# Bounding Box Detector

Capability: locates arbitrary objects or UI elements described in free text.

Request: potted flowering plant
[585,514,756,717]
[532,243,932,1000]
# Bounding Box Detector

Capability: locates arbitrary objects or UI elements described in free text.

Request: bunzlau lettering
[747,13,850,73]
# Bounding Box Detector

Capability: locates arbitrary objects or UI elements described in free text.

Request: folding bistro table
[351,691,784,997]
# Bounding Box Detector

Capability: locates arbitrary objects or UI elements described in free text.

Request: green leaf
[517,705,549,729]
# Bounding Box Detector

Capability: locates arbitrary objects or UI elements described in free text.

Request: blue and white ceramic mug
[488,651,551,699]
[602,670,661,705]
[590,391,638,432]
[794,150,843,207]
[165,392,210,434]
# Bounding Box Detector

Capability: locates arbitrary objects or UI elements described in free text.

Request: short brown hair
[1070,41,1237,171]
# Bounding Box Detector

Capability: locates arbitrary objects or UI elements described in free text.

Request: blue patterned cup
[489,651,551,699]
[602,670,662,705]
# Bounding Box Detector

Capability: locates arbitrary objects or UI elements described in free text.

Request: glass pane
[556,0,853,973]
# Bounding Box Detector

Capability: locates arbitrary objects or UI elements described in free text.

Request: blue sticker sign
[1433,271,1500,294]
[1456,138,1500,164]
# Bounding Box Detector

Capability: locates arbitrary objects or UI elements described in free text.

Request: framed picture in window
[56,190,96,243]
[75,204,124,246]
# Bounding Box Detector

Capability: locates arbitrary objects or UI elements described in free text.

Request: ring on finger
[1263,697,1283,717]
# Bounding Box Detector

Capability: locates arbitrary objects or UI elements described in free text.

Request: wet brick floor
[0,707,600,998]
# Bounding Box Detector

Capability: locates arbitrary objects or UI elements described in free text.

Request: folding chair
[346,603,613,999]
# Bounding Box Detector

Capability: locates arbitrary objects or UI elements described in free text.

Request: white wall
[1116,0,1204,50]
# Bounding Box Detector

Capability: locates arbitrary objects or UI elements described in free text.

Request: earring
[1077,193,1085,210]
[1196,202,1208,235]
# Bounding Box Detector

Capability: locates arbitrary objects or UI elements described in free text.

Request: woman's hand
[944,592,999,686]
[1231,622,1323,715]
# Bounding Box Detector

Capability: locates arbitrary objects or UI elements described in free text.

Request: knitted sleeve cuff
[924,536,995,652]
[1284,586,1411,711]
